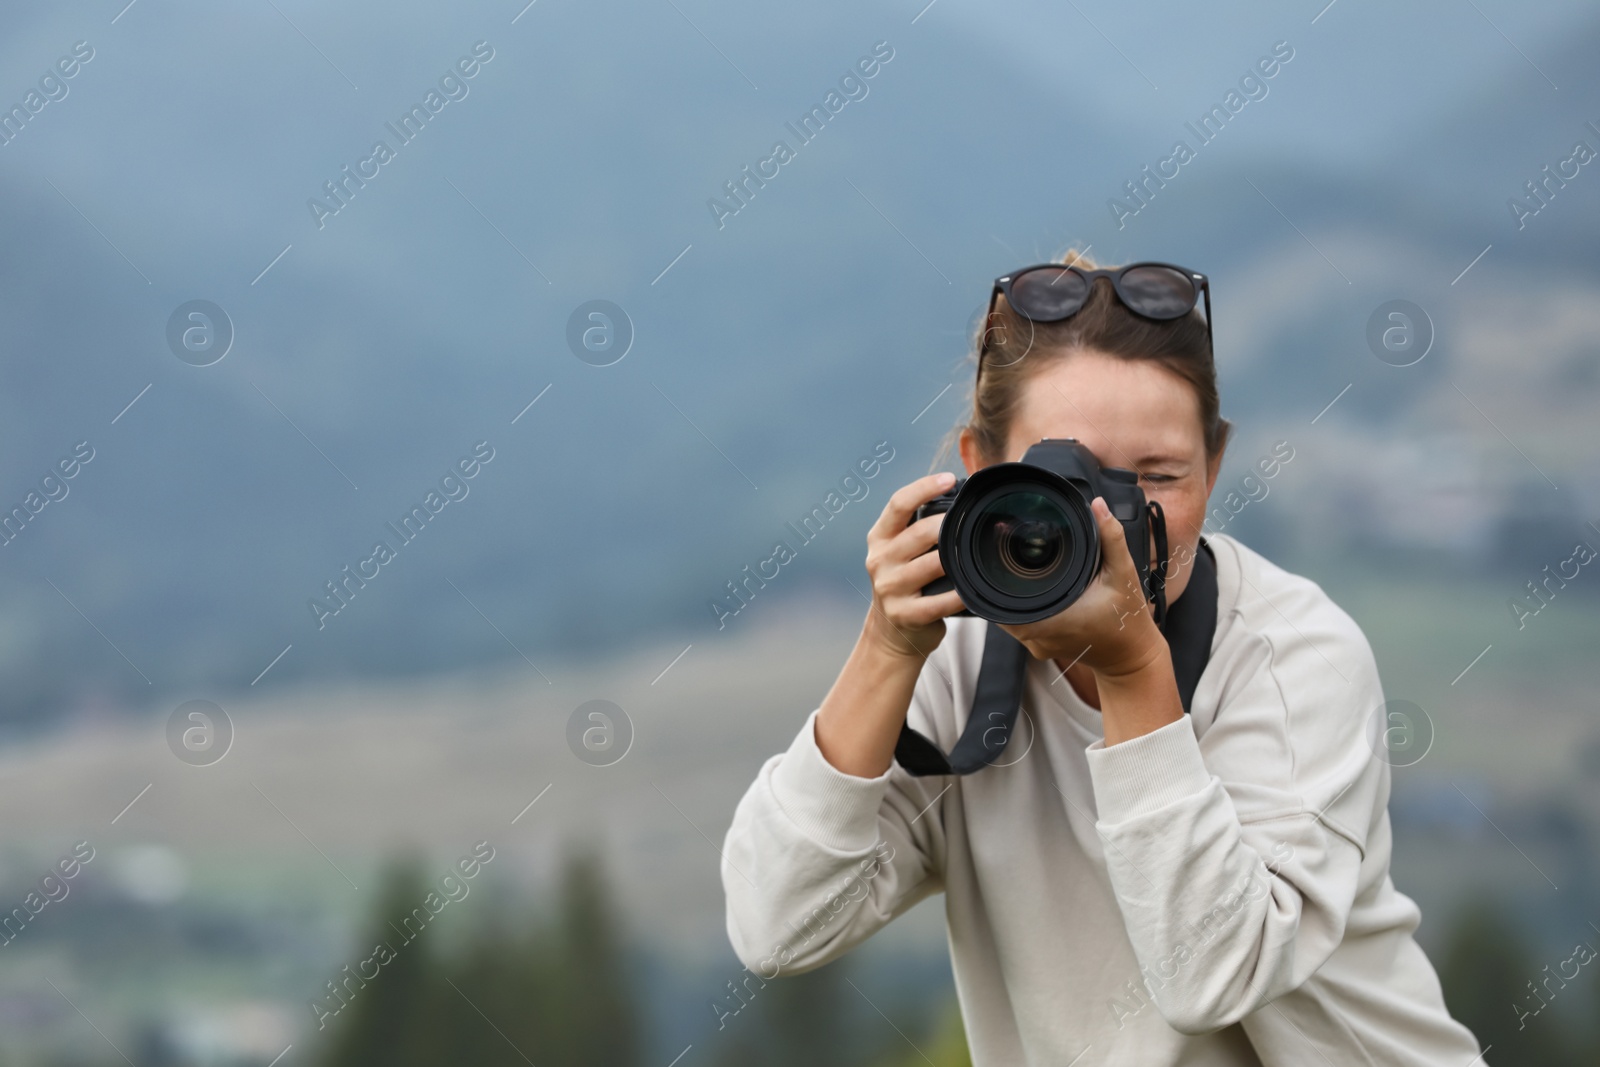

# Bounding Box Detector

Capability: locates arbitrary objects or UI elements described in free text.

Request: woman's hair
[933,247,1232,471]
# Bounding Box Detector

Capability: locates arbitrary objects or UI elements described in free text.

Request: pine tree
[707,956,859,1067]
[312,843,647,1067]
[766,961,854,1066]
[1436,893,1578,1066]
[315,856,444,1067]
[546,844,643,1066]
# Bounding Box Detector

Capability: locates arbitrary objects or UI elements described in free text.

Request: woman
[720,250,1486,1065]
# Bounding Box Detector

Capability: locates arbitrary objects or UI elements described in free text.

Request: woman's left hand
[997,496,1168,678]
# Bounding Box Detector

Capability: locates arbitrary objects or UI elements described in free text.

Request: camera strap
[1149,500,1170,627]
[893,619,1032,776]
[892,537,1218,778]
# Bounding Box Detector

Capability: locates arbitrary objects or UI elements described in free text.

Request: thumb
[1091,496,1138,583]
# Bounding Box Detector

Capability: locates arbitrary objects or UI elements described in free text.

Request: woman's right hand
[861,471,967,661]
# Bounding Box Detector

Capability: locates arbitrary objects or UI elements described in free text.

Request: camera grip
[911,485,972,615]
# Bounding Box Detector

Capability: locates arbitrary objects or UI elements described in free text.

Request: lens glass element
[971,490,1074,597]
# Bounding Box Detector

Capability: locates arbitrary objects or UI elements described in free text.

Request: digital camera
[912,438,1166,625]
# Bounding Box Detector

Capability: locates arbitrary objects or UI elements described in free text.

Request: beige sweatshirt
[721,532,1485,1065]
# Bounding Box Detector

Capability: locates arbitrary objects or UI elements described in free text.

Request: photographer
[720,250,1484,1064]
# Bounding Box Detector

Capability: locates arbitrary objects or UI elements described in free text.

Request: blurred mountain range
[0,0,1596,724]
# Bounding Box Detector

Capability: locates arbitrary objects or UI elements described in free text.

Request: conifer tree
[546,844,643,1066]
[315,856,443,1067]
[1436,893,1577,1066]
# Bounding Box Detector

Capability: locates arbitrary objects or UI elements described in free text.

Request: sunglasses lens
[1119,265,1196,319]
[1008,267,1089,321]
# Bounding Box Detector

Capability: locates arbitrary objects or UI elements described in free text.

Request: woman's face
[958,347,1223,606]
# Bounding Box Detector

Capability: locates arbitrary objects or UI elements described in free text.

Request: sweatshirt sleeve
[720,656,953,981]
[1082,582,1388,1036]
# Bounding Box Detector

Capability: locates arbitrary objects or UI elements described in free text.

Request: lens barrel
[911,439,1153,625]
[939,465,1099,623]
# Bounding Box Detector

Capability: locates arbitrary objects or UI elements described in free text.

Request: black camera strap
[894,619,1032,776]
[1164,536,1218,721]
[1149,499,1170,627]
[893,537,1218,777]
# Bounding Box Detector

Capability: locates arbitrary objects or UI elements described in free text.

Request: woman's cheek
[1140,486,1185,530]
[1140,489,1205,562]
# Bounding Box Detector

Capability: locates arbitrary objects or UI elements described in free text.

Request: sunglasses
[977,261,1212,384]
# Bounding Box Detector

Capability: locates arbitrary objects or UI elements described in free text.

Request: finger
[877,540,947,596]
[870,472,958,542]
[880,512,945,564]
[891,588,965,627]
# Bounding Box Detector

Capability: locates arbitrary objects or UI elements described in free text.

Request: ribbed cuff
[769,709,892,853]
[1084,715,1213,823]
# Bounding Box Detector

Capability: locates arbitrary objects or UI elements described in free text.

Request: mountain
[0,0,1595,723]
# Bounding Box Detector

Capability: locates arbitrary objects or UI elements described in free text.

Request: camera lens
[972,490,1073,598]
[999,518,1061,575]
[935,457,1102,624]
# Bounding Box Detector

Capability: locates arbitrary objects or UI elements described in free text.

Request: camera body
[913,438,1161,625]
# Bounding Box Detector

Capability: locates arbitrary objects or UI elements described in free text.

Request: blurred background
[0,0,1598,1063]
